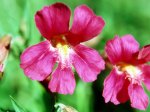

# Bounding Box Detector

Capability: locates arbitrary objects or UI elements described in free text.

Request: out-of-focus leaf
[0,57,55,112]
[10,96,26,112]
[0,0,26,36]
[58,80,93,112]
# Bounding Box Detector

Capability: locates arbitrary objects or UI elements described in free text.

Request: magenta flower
[103,34,150,110]
[20,3,105,94]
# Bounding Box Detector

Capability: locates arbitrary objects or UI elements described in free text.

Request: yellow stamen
[51,35,71,66]
[123,65,142,78]
[56,43,69,58]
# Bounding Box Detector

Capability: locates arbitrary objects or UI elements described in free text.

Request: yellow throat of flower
[56,43,69,58]
[122,65,142,78]
[51,36,68,47]
[117,63,142,78]
[51,35,70,64]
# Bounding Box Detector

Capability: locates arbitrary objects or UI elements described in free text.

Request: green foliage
[10,96,26,112]
[58,80,93,112]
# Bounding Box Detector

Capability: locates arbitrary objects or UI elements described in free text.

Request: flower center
[56,43,70,59]
[117,63,142,79]
[51,35,71,67]
[122,65,142,78]
[51,35,68,47]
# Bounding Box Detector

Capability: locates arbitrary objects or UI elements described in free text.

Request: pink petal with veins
[67,5,105,46]
[72,44,105,82]
[20,41,56,81]
[49,63,75,94]
[128,84,149,110]
[103,68,126,104]
[138,45,150,62]
[35,3,71,40]
[105,35,139,64]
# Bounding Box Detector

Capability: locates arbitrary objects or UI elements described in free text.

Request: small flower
[0,35,11,77]
[103,34,150,110]
[55,103,78,112]
[20,3,105,94]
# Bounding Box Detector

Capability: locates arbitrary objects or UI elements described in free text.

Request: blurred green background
[0,0,150,112]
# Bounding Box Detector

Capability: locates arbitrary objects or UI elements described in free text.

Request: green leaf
[58,80,93,112]
[0,0,27,36]
[10,96,26,112]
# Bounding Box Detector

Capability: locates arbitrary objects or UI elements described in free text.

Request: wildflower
[20,3,105,94]
[103,34,150,110]
[0,35,11,77]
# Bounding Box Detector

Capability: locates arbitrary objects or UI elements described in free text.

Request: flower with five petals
[20,3,105,94]
[103,35,150,110]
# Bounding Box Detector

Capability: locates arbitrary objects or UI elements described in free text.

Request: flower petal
[35,3,71,40]
[102,68,126,104]
[20,41,56,81]
[128,84,149,110]
[49,64,75,94]
[141,65,150,90]
[105,35,139,64]
[72,44,105,82]
[67,5,105,45]
[138,45,150,62]
[117,79,130,103]
[0,64,3,72]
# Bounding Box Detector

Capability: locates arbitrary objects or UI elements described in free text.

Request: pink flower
[20,3,105,94]
[103,34,150,110]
